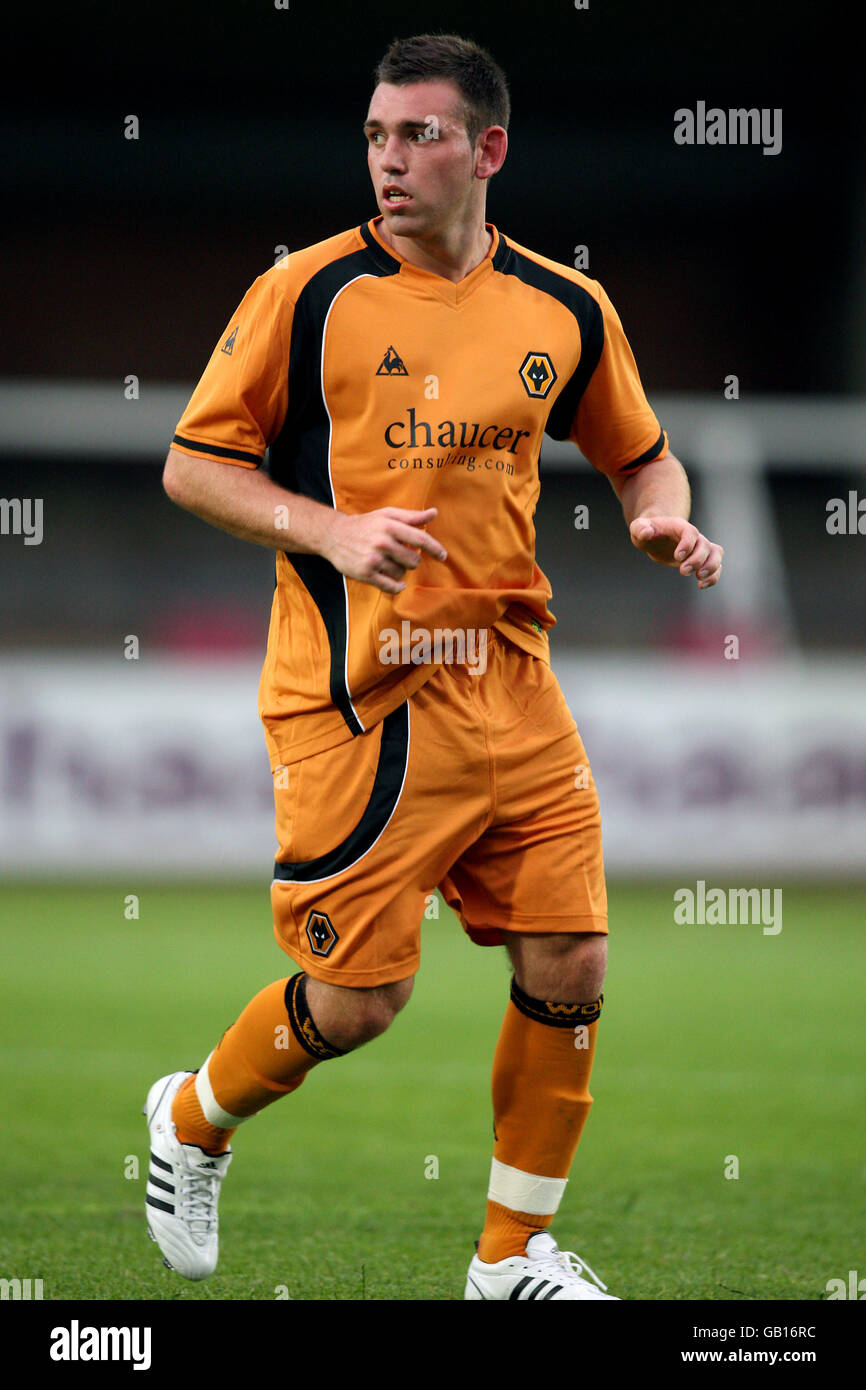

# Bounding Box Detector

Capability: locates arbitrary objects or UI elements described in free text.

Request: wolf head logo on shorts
[305,910,338,958]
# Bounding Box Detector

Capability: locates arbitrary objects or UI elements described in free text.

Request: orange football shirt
[172,218,667,766]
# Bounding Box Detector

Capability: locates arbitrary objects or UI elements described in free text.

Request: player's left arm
[608,451,724,589]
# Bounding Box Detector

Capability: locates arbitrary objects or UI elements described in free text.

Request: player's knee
[571,933,607,998]
[505,931,607,1002]
[353,976,414,1042]
[556,933,606,998]
[308,974,414,1051]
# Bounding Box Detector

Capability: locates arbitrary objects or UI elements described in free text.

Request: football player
[146,32,722,1300]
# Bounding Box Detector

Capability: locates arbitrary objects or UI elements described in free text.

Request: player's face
[364,80,482,240]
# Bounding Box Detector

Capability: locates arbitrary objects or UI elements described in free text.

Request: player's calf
[143,973,413,1279]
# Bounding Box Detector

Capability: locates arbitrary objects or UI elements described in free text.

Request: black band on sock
[284,973,346,1061]
[509,977,603,1028]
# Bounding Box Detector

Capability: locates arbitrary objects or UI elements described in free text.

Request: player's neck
[376,217,493,284]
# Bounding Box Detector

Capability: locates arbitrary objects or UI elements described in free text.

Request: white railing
[3,380,864,465]
[3,381,865,649]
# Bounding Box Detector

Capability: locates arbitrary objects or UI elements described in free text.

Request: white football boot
[143,1070,233,1281]
[465,1231,619,1300]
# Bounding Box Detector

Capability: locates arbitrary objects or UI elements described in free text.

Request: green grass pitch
[0,881,862,1301]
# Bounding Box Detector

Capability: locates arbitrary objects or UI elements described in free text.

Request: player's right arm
[166,264,445,594]
[163,447,445,595]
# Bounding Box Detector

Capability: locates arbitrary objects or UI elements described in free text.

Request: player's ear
[475,126,507,180]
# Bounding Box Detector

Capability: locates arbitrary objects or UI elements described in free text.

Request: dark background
[1,0,862,651]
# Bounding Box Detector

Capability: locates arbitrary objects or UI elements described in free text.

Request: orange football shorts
[270,628,607,987]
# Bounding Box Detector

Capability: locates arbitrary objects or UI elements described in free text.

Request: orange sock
[172,973,343,1152]
[172,1074,235,1154]
[477,978,601,1263]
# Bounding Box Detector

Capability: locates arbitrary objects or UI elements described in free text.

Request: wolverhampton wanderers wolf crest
[519,351,556,399]
[305,910,338,957]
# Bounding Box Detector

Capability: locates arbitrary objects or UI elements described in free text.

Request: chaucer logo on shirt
[221,325,239,356]
[519,351,557,399]
[384,408,530,454]
[376,345,408,375]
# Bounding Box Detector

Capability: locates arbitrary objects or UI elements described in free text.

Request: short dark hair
[373,33,510,145]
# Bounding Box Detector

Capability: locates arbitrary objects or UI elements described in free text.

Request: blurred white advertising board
[0,654,864,877]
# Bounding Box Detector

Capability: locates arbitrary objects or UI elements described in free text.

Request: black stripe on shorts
[272,702,409,883]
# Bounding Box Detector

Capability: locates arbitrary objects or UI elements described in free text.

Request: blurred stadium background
[1,0,863,1303]
[1,0,862,881]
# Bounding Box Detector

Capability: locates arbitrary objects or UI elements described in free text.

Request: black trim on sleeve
[172,434,263,467]
[616,426,667,474]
